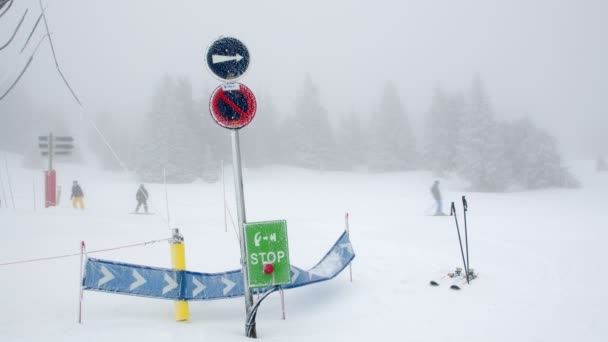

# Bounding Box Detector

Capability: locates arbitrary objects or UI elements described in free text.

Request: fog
[1,0,607,158]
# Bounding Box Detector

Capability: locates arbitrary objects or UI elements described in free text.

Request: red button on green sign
[209,83,257,129]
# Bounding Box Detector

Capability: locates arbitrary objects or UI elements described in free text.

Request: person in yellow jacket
[71,180,85,210]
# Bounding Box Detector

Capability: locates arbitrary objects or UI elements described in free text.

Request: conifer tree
[456,76,511,191]
[335,110,365,170]
[241,92,280,167]
[135,75,200,183]
[283,75,334,170]
[367,81,416,171]
[423,86,463,175]
[504,117,578,189]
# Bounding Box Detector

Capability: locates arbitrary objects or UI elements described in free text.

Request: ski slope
[1,154,606,341]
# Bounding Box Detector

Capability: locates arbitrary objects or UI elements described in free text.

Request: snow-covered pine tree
[195,83,231,181]
[135,75,200,183]
[456,76,511,191]
[367,81,416,172]
[423,86,463,176]
[169,77,201,182]
[283,75,334,170]
[241,92,280,167]
[335,110,365,170]
[505,117,578,189]
[597,154,608,172]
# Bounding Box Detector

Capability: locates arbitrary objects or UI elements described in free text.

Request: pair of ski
[430,267,476,290]
[430,196,476,290]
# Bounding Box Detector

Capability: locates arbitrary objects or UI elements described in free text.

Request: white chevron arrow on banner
[291,266,300,283]
[221,277,236,295]
[163,273,178,294]
[192,277,206,297]
[340,242,354,255]
[98,266,115,287]
[129,270,146,290]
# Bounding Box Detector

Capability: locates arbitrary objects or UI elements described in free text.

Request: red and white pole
[78,241,86,324]
[345,212,352,282]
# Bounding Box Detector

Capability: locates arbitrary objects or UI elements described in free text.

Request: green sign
[245,220,291,288]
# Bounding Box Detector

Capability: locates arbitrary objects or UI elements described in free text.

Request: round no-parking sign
[209,83,257,129]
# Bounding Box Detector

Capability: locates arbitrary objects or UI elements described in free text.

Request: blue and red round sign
[206,37,250,82]
[209,83,257,129]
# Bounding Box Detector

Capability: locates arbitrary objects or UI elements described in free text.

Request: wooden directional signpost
[38,133,74,207]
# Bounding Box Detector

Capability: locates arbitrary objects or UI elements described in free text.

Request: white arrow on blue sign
[206,36,250,81]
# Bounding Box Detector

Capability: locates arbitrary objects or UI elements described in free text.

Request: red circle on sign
[263,263,274,274]
[209,83,257,129]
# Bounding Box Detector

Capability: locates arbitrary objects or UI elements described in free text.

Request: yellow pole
[171,229,189,321]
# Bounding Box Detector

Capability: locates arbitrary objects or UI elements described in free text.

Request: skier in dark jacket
[135,184,149,213]
[430,180,444,216]
[71,180,85,210]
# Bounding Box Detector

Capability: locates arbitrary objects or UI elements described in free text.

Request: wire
[0,8,27,51]
[0,33,48,101]
[20,5,45,53]
[0,55,32,101]
[0,238,172,267]
[0,0,13,20]
[37,0,82,106]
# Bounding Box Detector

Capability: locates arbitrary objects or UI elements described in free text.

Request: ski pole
[462,196,470,281]
[451,202,469,284]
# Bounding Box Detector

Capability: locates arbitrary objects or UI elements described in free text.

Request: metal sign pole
[231,130,255,337]
[48,132,53,171]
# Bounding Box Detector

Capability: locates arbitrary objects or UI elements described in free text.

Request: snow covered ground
[1,154,607,341]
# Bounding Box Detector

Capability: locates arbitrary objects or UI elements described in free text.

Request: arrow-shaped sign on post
[212,54,243,64]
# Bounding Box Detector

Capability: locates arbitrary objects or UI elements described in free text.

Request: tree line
[101,74,576,191]
[1,73,578,191]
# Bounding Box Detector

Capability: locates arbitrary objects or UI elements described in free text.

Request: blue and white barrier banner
[83,231,355,301]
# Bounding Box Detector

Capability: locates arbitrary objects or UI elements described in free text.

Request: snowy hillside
[1,154,607,341]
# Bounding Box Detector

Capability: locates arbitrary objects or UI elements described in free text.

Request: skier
[597,155,607,172]
[71,180,84,210]
[135,184,149,213]
[430,180,445,216]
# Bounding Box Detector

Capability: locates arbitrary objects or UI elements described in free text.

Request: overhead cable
[0,0,13,20]
[37,0,82,106]
[20,5,45,53]
[0,9,27,51]
[0,33,47,101]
